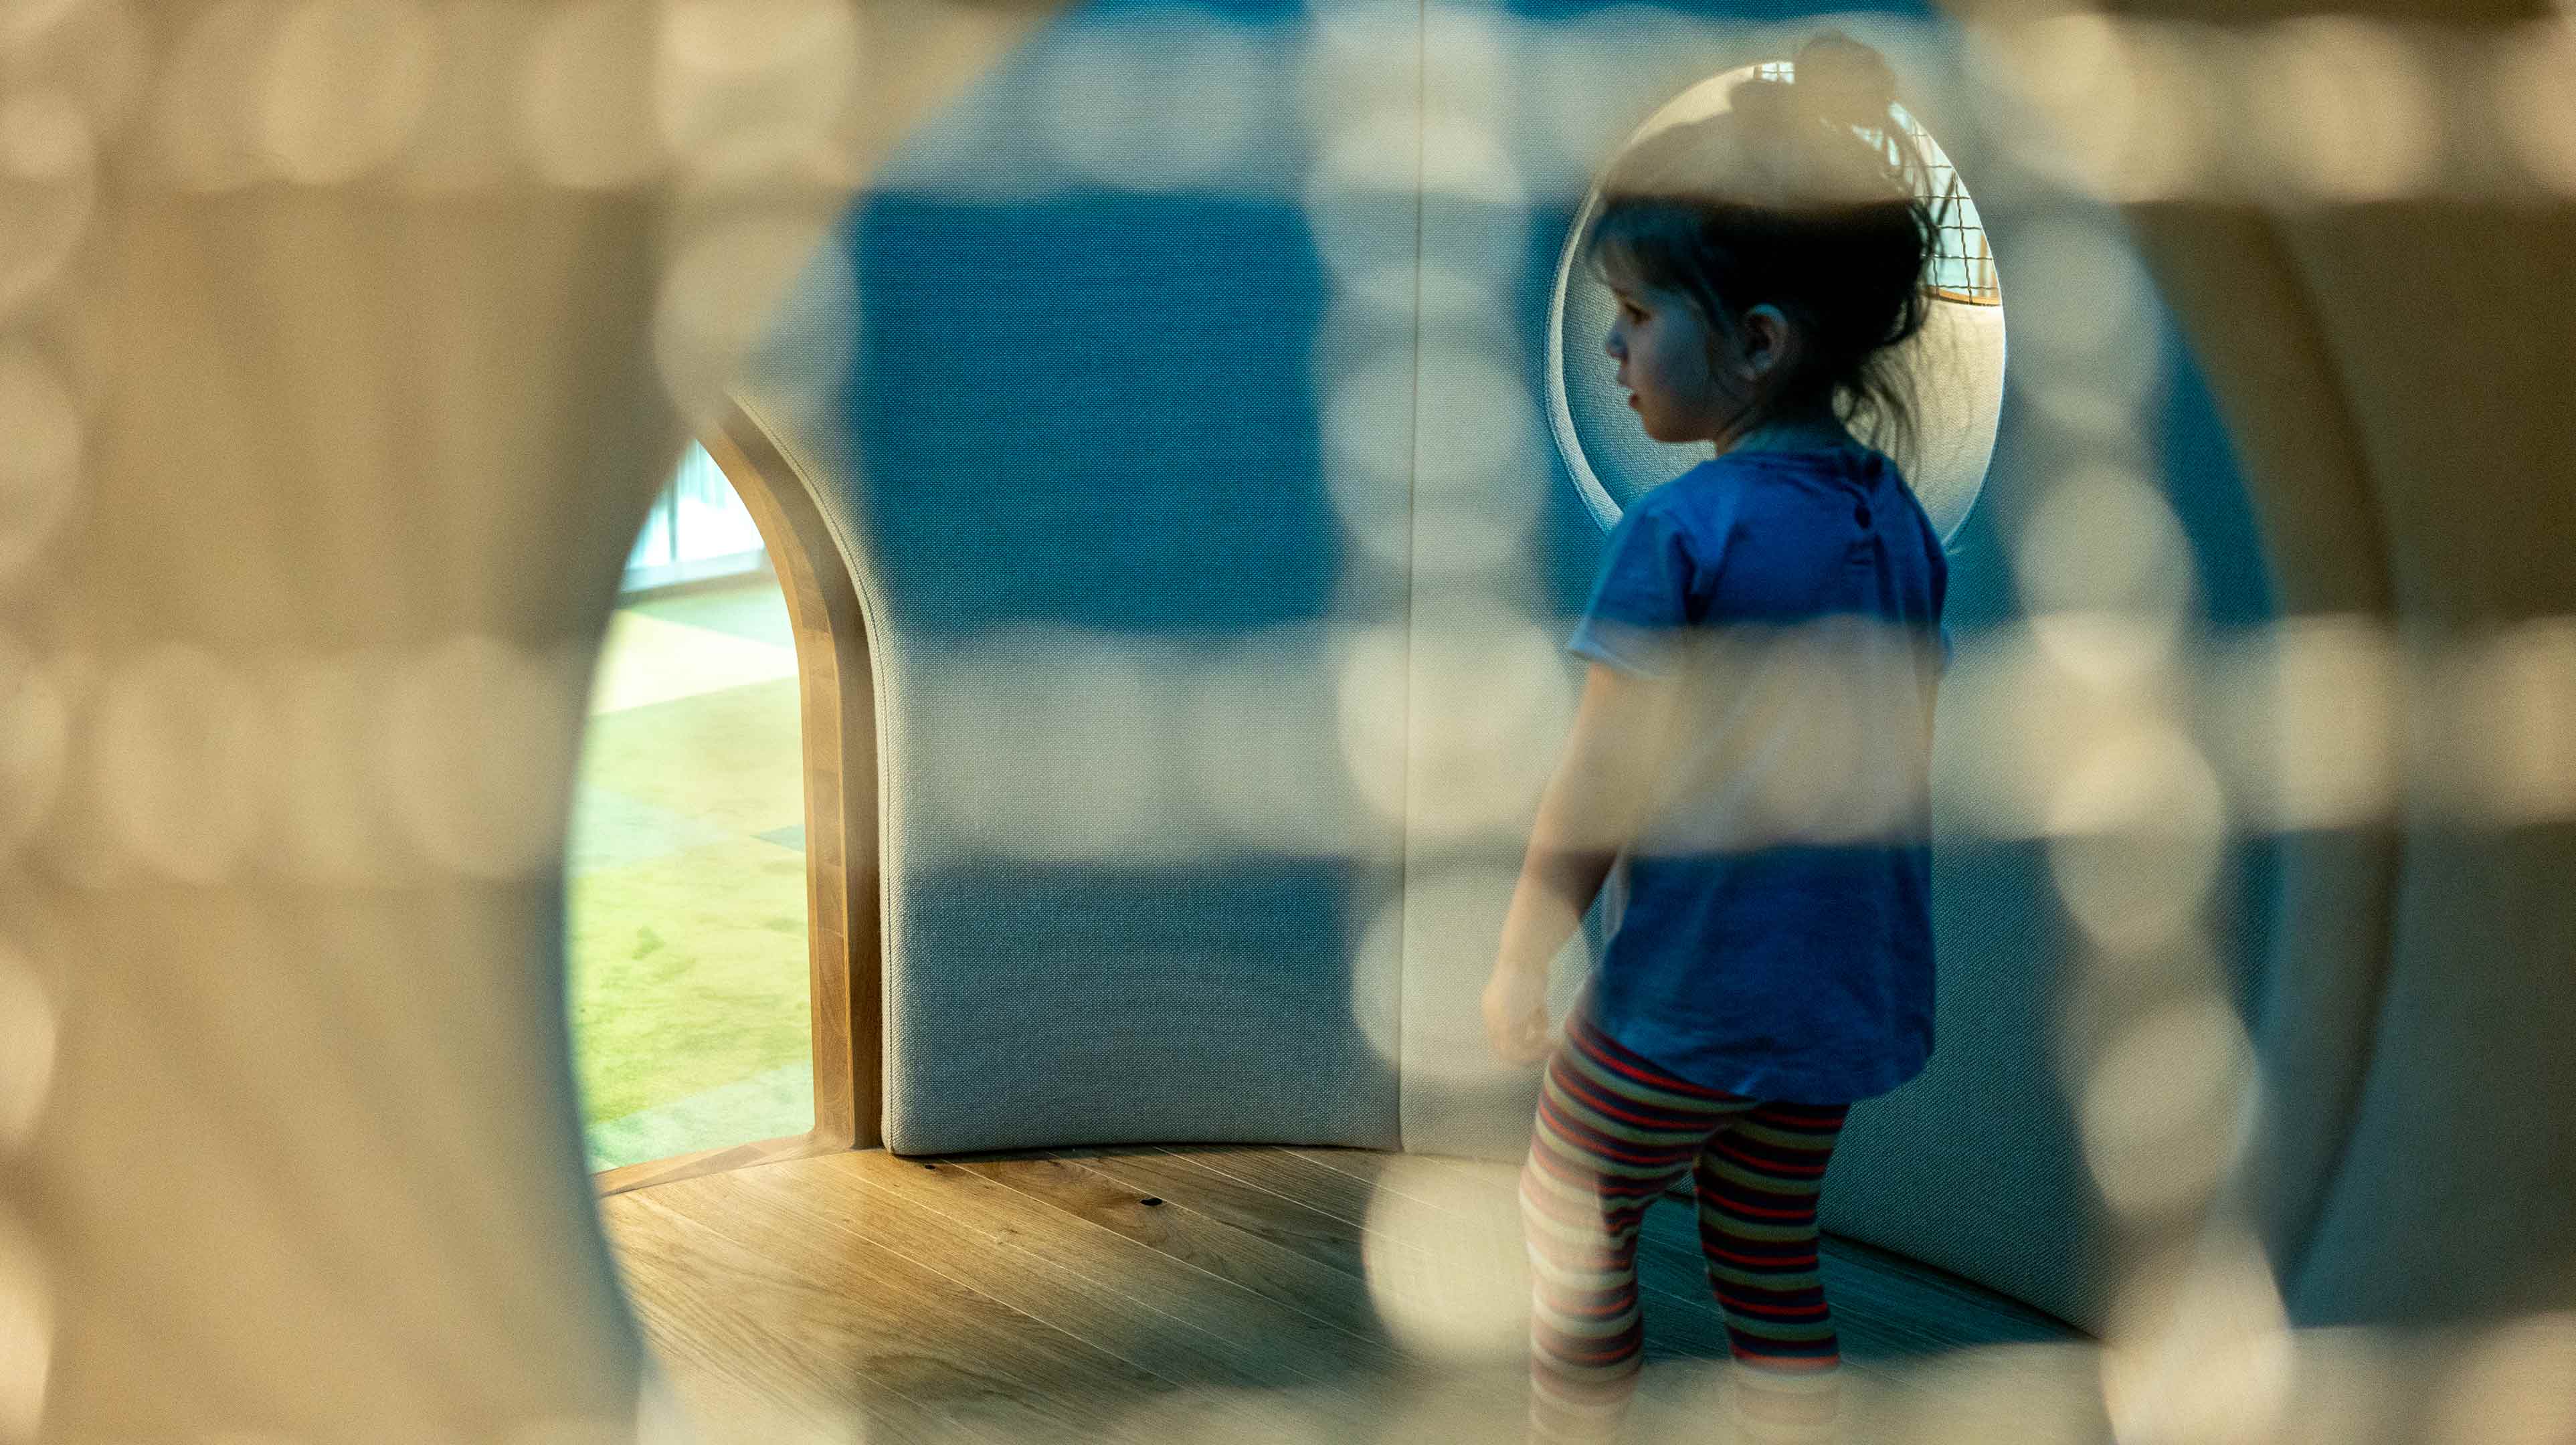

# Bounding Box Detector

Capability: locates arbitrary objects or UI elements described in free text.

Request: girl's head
[1586,34,1936,457]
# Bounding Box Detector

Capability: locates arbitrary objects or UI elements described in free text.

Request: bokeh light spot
[2254,19,2438,203]
[0,638,69,860]
[0,1211,48,1445]
[274,648,411,883]
[0,91,93,324]
[258,0,436,185]
[154,0,286,190]
[0,347,80,585]
[519,0,663,188]
[1404,612,1576,846]
[2220,616,2399,830]
[0,950,56,1155]
[2078,993,2254,1218]
[1331,622,1410,826]
[656,0,856,181]
[97,646,270,884]
[2045,722,2227,952]
[2100,1234,2292,1445]
[2013,466,2194,623]
[1360,1156,1528,1364]
[2466,619,2576,824]
[1036,8,1264,192]
[2495,23,2576,195]
[654,216,849,427]
[385,635,582,879]
[2002,221,2159,415]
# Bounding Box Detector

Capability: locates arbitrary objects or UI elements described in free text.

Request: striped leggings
[1520,1008,1850,1444]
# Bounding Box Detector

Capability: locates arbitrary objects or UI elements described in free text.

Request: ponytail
[1584,33,1938,460]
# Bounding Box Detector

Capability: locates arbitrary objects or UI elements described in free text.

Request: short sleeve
[1567,500,1701,678]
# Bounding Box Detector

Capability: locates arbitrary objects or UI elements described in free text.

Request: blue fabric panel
[838,185,1406,1151]
[846,192,1343,638]
[817,3,1407,1157]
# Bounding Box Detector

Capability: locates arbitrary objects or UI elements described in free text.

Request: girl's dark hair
[1584,33,1937,461]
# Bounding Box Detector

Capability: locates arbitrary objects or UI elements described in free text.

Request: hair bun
[1790,31,1898,136]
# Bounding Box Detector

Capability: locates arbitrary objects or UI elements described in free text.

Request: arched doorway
[585,403,883,1196]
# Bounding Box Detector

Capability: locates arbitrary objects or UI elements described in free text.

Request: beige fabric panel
[13,1,1065,1437]
[2116,205,2403,1290]
[2100,17,2576,1325]
[2250,207,2576,1323]
[25,185,672,1442]
[1963,0,2576,1329]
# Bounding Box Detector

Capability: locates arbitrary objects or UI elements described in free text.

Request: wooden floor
[602,1145,2080,1444]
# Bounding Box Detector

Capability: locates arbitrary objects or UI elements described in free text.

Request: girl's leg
[1520,1012,1754,1444]
[1690,1100,1852,1445]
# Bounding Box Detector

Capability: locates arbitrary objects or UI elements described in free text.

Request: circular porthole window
[1545,62,2005,541]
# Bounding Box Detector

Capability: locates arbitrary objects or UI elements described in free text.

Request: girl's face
[1604,275,1742,446]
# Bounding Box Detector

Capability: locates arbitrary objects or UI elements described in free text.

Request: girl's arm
[1484,660,1677,1062]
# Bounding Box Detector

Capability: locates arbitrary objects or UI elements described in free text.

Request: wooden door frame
[593,401,883,1197]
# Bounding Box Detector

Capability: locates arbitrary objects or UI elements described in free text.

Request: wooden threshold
[593,1130,845,1199]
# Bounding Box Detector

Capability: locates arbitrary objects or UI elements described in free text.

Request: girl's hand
[1482,965,1552,1065]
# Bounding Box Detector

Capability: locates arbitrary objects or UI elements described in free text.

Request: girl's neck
[1713,410,1858,459]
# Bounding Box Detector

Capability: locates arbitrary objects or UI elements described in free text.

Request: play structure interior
[7,0,2573,1441]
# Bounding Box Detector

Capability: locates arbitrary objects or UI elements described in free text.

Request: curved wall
[755,0,2280,1333]
[2125,200,2576,1329]
[33,10,2573,1445]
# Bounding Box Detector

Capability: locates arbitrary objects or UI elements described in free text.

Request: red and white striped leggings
[1520,1007,1851,1444]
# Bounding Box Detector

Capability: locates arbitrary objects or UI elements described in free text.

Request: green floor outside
[567,580,816,1171]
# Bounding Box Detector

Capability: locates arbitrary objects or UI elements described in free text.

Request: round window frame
[1543,64,2004,541]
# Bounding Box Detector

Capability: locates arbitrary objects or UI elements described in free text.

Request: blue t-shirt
[1566,444,1947,1103]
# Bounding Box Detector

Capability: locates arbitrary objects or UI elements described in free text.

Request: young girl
[1483,33,1948,1445]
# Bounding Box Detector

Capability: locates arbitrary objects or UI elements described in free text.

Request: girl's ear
[1738,303,1794,380]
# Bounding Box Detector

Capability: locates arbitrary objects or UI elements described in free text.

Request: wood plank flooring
[602,1145,2082,1444]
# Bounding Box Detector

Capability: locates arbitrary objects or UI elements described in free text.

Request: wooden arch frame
[593,402,884,1197]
